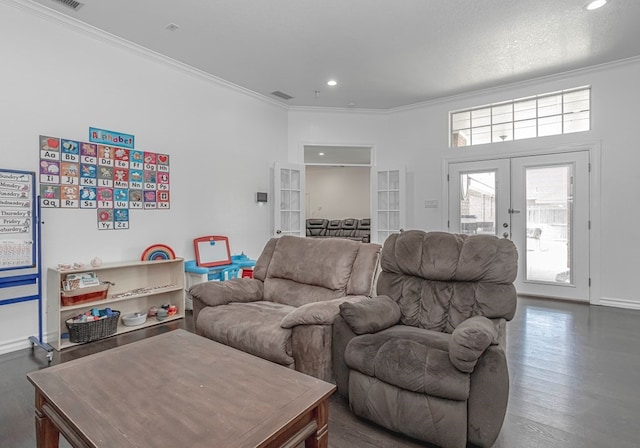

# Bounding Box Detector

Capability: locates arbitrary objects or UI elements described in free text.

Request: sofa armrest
[338,295,401,335]
[448,316,498,373]
[332,315,358,397]
[280,295,370,329]
[467,345,509,447]
[189,278,263,308]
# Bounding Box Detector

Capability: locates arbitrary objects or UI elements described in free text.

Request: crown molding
[2,0,288,110]
[287,105,389,115]
[388,54,640,114]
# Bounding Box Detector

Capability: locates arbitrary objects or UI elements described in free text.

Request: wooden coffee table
[27,329,336,448]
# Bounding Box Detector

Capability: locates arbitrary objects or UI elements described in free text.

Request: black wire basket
[65,311,120,343]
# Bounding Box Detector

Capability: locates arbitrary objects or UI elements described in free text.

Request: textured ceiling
[24,0,640,109]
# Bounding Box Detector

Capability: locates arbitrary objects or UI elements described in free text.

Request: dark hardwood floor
[2,297,640,448]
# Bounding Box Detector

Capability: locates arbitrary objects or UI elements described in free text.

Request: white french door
[448,151,590,301]
[372,166,406,244]
[274,162,305,237]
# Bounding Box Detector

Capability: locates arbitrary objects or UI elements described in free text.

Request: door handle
[276,229,282,235]
[508,208,521,214]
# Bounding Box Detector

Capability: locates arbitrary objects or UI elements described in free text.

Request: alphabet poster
[38,133,170,230]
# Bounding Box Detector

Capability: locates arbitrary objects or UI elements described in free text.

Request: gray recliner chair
[333,230,518,448]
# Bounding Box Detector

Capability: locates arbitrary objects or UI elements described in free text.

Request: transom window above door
[304,145,372,165]
[450,87,590,148]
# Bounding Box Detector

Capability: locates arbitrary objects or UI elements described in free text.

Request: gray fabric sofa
[332,230,518,448]
[189,235,381,382]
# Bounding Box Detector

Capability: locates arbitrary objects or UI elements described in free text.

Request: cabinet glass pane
[378,172,388,190]
[280,169,290,189]
[291,170,300,190]
[378,191,388,210]
[389,191,400,210]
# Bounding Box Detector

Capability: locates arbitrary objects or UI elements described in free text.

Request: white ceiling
[27,0,640,110]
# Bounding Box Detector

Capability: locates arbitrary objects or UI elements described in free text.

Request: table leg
[34,390,59,448]
[305,399,329,448]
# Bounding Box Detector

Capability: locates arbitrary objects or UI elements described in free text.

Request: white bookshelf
[47,258,185,350]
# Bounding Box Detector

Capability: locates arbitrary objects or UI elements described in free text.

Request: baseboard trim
[599,297,640,310]
[0,336,33,356]
[0,332,55,356]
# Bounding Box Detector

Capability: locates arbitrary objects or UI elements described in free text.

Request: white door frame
[273,162,305,237]
[442,142,602,305]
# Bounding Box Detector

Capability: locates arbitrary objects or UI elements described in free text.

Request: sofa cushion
[264,236,360,303]
[376,230,517,333]
[196,301,295,366]
[381,230,517,283]
[188,278,263,308]
[348,372,468,448]
[265,278,346,308]
[281,295,370,328]
[345,326,470,401]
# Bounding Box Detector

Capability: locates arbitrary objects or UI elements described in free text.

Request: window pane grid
[450,87,590,147]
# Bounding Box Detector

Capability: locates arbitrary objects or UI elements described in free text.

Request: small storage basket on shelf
[61,283,110,307]
[65,310,120,343]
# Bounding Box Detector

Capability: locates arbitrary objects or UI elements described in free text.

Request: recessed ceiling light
[318,152,325,156]
[585,0,607,10]
[327,80,337,87]
[165,23,180,31]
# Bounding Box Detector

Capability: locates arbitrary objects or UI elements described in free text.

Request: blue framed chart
[0,169,35,270]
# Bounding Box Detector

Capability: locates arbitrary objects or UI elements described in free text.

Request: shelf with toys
[47,258,185,350]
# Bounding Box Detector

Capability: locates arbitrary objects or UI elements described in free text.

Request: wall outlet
[424,200,438,208]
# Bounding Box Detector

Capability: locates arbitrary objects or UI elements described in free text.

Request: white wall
[305,166,370,220]
[0,1,287,353]
[2,1,640,355]
[288,58,640,310]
